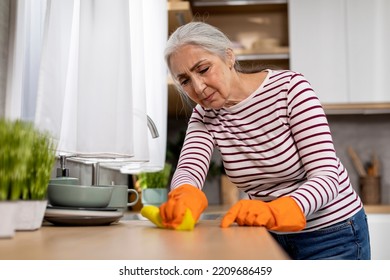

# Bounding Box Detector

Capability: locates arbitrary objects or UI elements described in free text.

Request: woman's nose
[192,77,206,95]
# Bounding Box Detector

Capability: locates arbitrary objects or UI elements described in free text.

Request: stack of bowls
[44,177,123,226]
[48,178,114,208]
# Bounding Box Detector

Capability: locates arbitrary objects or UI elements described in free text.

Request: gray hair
[164,21,233,71]
[165,22,237,109]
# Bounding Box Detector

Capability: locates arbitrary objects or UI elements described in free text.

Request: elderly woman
[157,21,370,260]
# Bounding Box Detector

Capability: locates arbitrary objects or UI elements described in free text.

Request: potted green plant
[17,125,56,231]
[136,163,172,207]
[0,119,21,238]
[0,119,56,237]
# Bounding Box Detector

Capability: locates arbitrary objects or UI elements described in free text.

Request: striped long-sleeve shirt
[171,70,363,232]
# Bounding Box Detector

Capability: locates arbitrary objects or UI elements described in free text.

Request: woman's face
[169,44,234,109]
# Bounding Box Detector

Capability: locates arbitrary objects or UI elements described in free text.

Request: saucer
[47,205,119,211]
[44,207,123,226]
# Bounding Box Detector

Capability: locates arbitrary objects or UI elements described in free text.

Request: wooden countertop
[364,205,390,214]
[0,220,289,260]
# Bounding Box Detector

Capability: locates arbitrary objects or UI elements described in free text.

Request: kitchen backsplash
[327,114,390,205]
[50,160,129,187]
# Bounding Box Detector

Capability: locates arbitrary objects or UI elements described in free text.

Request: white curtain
[5,0,167,172]
[5,0,46,121]
[120,0,168,172]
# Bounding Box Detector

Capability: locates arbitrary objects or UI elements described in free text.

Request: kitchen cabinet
[168,0,192,35]
[190,0,290,70]
[346,0,390,103]
[167,0,291,118]
[364,206,390,260]
[167,1,194,118]
[289,0,390,105]
[366,213,390,260]
[289,0,347,103]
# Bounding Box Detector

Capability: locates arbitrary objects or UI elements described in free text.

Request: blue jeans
[270,208,371,260]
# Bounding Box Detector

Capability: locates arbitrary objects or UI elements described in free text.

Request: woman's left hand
[220,197,306,231]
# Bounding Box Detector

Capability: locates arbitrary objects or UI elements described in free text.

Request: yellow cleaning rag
[140,205,195,231]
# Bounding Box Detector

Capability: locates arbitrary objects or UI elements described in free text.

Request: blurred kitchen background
[0,0,390,204]
[1,0,389,204]
[167,0,390,207]
[1,0,389,258]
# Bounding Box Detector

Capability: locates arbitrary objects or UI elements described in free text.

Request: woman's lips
[203,92,215,102]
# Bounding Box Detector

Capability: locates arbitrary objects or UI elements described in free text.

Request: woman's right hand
[159,184,208,229]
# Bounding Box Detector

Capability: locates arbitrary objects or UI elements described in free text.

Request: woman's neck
[225,70,268,107]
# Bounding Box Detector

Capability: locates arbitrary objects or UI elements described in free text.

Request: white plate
[47,205,118,212]
[44,207,123,226]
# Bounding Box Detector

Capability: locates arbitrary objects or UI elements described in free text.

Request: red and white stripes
[171,70,362,232]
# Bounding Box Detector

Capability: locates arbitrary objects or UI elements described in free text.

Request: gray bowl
[49,177,80,185]
[48,184,113,208]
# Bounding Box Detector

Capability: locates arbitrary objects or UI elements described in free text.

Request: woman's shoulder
[266,69,311,85]
[190,105,209,120]
[267,69,301,78]
[190,104,223,124]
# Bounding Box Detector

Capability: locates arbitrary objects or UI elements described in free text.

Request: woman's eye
[199,67,209,74]
[180,79,189,86]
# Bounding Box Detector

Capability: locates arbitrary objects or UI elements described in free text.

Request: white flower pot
[0,201,18,238]
[15,200,48,231]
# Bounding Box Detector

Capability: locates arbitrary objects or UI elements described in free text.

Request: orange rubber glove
[220,197,306,232]
[159,184,208,229]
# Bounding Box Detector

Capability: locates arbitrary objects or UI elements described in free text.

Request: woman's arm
[170,106,215,190]
[286,72,340,216]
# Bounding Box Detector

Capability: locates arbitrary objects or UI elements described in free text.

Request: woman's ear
[226,48,235,69]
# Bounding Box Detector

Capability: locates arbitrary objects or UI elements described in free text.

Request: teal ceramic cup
[106,185,139,211]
